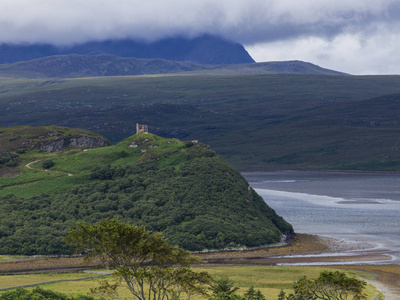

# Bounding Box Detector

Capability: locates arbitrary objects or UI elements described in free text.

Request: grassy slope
[1,74,400,171]
[0,132,182,197]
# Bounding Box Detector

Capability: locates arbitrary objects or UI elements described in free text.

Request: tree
[280,271,367,300]
[244,286,265,300]
[65,217,211,300]
[209,277,265,300]
[209,275,240,299]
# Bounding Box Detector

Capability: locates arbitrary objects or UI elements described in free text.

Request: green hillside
[0,128,293,255]
[1,74,400,171]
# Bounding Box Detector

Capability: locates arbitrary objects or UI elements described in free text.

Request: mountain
[0,55,346,78]
[0,35,254,65]
[0,127,293,255]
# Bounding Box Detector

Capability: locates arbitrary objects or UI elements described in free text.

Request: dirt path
[25,159,41,169]
[363,278,398,300]
[24,159,73,176]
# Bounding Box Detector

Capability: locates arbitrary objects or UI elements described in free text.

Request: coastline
[197,233,394,265]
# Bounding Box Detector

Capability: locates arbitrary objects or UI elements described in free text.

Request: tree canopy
[278,271,367,300]
[66,217,211,300]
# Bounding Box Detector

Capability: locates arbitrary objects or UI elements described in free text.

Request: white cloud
[246,30,400,75]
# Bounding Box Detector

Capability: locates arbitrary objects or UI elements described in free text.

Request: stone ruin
[136,123,148,134]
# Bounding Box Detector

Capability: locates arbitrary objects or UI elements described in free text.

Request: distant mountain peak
[0,35,255,65]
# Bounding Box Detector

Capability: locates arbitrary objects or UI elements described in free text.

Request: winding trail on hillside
[25,159,41,170]
[24,159,73,176]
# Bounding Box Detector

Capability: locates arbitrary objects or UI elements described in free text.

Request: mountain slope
[0,35,254,65]
[0,55,205,78]
[1,74,400,171]
[0,129,293,255]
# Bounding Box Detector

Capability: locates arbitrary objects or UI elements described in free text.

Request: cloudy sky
[2,0,400,74]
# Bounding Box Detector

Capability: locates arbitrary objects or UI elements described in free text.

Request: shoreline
[241,169,400,176]
[197,233,395,266]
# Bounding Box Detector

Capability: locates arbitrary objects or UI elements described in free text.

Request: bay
[242,170,400,264]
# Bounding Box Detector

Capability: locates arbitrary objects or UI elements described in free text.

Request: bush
[42,159,55,169]
[16,148,27,154]
[5,160,18,167]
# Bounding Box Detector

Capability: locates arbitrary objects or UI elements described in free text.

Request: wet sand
[197,234,394,265]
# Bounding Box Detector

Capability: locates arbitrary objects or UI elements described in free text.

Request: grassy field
[1,74,400,171]
[0,266,383,300]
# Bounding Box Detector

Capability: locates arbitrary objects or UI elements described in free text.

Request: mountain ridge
[0,35,254,65]
[0,54,346,78]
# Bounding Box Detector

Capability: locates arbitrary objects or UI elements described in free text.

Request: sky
[2,0,400,75]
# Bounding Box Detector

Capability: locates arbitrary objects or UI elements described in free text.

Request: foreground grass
[0,266,382,300]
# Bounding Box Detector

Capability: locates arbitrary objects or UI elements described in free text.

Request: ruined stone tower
[136,123,149,134]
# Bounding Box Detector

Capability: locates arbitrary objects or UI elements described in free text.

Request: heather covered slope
[1,74,400,171]
[0,129,293,255]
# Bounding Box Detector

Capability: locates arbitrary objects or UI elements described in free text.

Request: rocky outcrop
[70,136,108,148]
[40,136,109,152]
[40,139,68,152]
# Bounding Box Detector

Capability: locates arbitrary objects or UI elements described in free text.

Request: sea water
[242,170,400,264]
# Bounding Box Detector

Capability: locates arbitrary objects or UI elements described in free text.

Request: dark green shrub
[16,148,27,154]
[5,160,18,167]
[42,159,55,169]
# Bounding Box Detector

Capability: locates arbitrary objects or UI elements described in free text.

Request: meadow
[0,266,383,300]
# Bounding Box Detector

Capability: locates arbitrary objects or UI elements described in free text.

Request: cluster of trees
[0,152,18,167]
[0,151,292,255]
[278,271,367,300]
[0,219,368,300]
[65,219,367,300]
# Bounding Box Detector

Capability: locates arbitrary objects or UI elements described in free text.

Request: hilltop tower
[136,123,149,134]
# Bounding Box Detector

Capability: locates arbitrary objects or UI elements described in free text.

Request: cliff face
[0,126,111,157]
[39,136,109,152]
